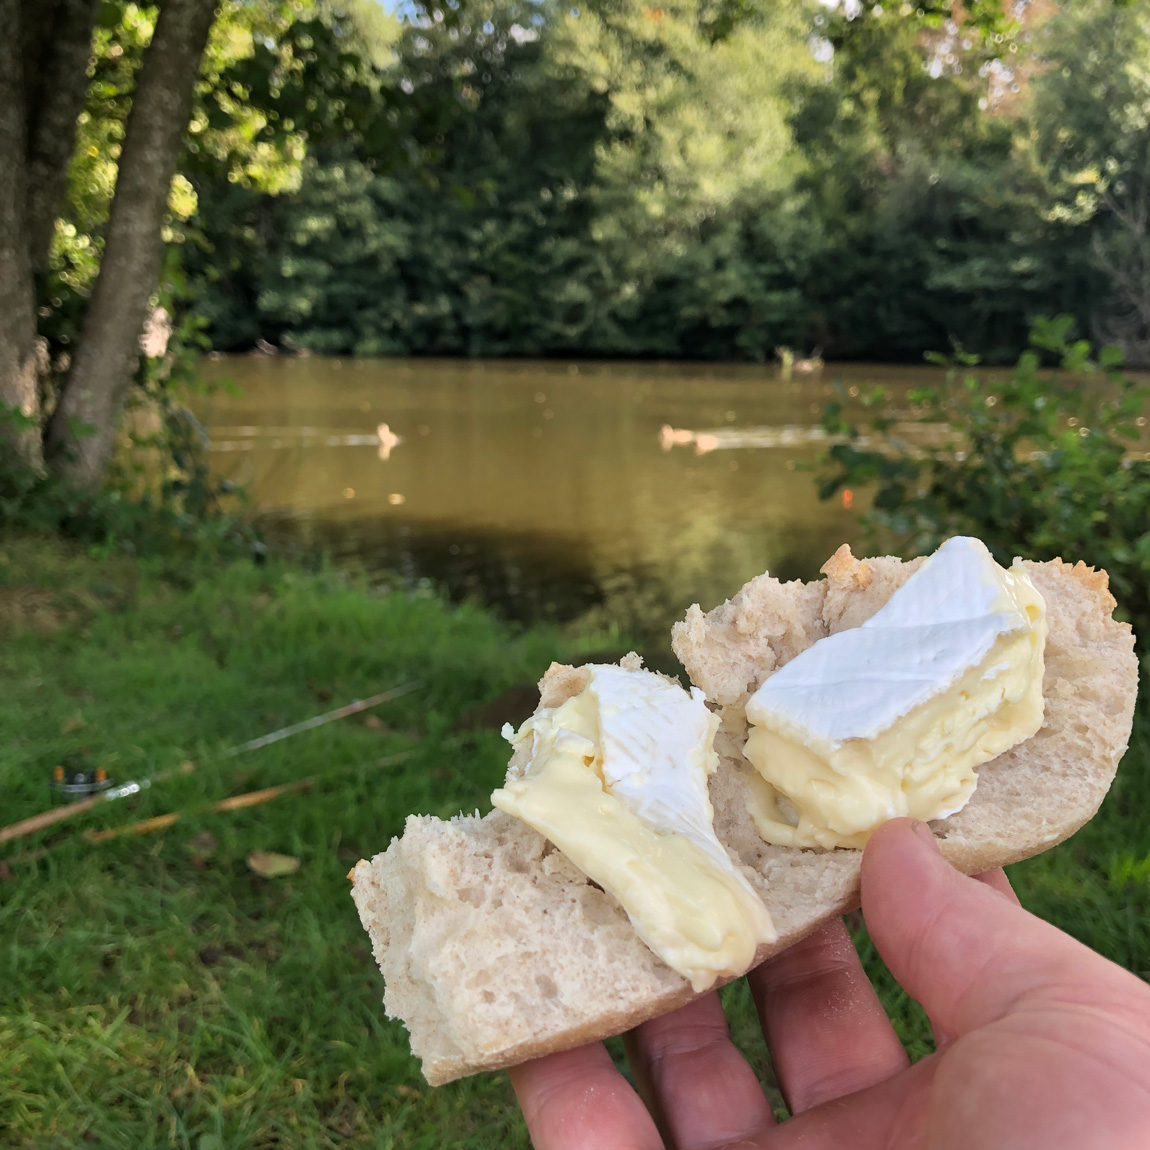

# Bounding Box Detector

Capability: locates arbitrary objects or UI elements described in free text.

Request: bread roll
[350,548,1138,1085]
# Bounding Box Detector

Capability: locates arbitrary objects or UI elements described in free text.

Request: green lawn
[1,534,1147,1148]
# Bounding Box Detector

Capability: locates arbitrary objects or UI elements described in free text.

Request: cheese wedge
[743,536,1047,849]
[492,664,776,991]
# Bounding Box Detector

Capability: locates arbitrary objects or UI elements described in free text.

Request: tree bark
[22,0,103,274]
[46,0,218,486]
[0,0,44,472]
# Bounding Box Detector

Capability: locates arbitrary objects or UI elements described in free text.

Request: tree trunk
[45,0,218,486]
[22,0,103,273]
[0,0,43,472]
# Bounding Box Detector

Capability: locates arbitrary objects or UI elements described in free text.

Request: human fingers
[746,917,909,1115]
[509,1042,663,1150]
[861,818,1137,1043]
[973,866,1020,905]
[624,990,774,1149]
[737,1053,940,1150]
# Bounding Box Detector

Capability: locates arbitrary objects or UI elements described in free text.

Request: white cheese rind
[746,536,1041,746]
[586,664,727,866]
[495,663,776,989]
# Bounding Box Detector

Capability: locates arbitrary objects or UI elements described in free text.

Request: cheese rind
[492,664,776,991]
[743,537,1047,850]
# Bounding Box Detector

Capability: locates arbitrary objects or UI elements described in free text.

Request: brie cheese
[743,536,1047,850]
[493,664,776,991]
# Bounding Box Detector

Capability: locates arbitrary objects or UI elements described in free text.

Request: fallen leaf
[247,850,300,878]
[60,716,86,735]
[395,1085,420,1099]
[0,861,11,882]
[363,714,385,731]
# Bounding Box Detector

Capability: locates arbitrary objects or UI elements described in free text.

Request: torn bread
[350,548,1138,1085]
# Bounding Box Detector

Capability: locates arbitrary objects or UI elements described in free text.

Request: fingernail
[910,820,941,852]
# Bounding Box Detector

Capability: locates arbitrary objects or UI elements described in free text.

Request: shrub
[819,316,1150,646]
[0,338,258,563]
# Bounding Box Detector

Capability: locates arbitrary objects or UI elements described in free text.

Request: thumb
[861,819,1109,1043]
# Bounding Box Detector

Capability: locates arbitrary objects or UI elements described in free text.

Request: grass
[1,532,1148,1147]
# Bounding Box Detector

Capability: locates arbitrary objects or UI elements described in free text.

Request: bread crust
[350,549,1138,1085]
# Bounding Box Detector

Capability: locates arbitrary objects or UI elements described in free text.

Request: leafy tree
[194,0,821,358]
[549,0,817,356]
[1030,0,1150,364]
[1,0,220,482]
[787,5,1089,361]
[0,0,398,490]
[183,0,1148,365]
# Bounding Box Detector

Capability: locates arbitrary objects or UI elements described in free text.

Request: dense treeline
[184,0,1150,364]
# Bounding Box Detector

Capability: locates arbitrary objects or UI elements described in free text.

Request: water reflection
[194,357,946,645]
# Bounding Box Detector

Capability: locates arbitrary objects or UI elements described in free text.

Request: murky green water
[196,357,942,644]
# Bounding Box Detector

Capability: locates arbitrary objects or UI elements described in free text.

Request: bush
[818,316,1150,646]
[0,351,258,564]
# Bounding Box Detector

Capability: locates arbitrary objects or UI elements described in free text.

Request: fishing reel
[49,760,115,801]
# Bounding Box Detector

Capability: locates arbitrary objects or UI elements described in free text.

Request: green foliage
[39,0,1150,374]
[1030,0,1150,361]
[0,433,256,563]
[819,316,1150,637]
[0,350,258,564]
[190,0,825,358]
[789,6,1094,362]
[187,0,1146,363]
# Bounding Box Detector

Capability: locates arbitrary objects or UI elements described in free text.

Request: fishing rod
[0,683,420,847]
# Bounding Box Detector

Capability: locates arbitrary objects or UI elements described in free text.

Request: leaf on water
[247,850,300,878]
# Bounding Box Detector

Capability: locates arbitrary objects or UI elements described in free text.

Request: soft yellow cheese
[491,670,775,992]
[743,538,1047,850]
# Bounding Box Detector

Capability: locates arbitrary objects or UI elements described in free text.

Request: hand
[509,818,1150,1149]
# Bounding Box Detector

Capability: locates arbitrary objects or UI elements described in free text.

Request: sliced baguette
[350,548,1138,1086]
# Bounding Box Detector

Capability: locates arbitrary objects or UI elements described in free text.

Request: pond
[196,357,942,648]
